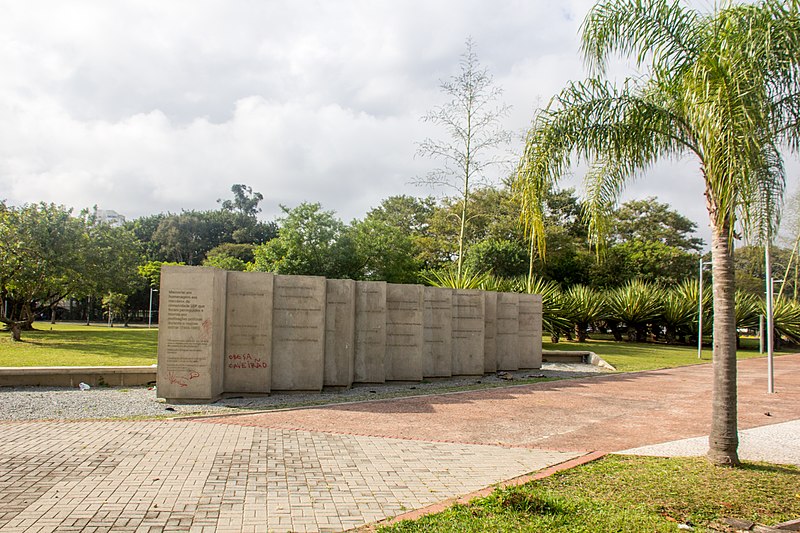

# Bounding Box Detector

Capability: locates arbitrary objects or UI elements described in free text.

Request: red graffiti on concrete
[227,353,269,370]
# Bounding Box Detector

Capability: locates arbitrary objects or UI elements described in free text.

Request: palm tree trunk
[707,223,740,466]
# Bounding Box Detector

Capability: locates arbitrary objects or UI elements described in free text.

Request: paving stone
[0,419,577,532]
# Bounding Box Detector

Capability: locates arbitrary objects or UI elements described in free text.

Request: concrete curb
[0,366,157,387]
[542,350,616,370]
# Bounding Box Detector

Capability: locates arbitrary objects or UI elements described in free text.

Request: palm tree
[564,285,607,342]
[516,0,800,465]
[605,280,664,342]
[661,280,703,344]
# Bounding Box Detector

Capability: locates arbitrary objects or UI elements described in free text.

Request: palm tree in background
[516,0,800,465]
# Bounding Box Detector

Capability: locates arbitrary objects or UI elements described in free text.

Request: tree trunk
[575,324,587,343]
[706,222,740,466]
[10,322,21,341]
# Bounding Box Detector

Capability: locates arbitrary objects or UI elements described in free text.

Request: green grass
[0,322,157,367]
[544,335,783,372]
[380,455,800,532]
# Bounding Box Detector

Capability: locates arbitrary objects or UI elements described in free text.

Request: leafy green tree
[607,240,698,286]
[0,203,142,338]
[611,198,703,251]
[137,260,185,288]
[516,0,800,465]
[350,196,436,283]
[218,183,264,216]
[148,209,276,264]
[125,213,166,260]
[463,239,529,279]
[102,291,128,327]
[203,255,248,271]
[82,220,144,325]
[251,203,359,279]
[734,244,793,297]
[205,243,256,264]
[0,203,88,339]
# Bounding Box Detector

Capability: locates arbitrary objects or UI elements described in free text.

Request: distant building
[95,209,126,226]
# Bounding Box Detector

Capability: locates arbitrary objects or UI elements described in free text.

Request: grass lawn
[380,455,800,532]
[0,322,157,367]
[543,335,785,372]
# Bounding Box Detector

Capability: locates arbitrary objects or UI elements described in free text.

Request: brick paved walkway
[0,420,578,532]
[2,354,797,532]
[211,354,800,452]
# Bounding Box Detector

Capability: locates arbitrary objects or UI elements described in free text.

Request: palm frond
[421,266,490,289]
[581,0,701,76]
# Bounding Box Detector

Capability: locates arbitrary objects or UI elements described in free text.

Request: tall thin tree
[416,38,512,277]
[516,0,800,465]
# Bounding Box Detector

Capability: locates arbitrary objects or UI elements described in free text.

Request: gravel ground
[0,363,607,421]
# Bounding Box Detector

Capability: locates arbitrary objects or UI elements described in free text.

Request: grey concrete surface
[621,419,800,466]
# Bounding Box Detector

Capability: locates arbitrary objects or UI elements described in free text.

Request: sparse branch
[415,38,512,276]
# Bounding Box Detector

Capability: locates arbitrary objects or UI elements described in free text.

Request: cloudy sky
[1,1,797,246]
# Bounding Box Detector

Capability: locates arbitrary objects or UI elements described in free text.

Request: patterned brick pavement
[0,420,579,532]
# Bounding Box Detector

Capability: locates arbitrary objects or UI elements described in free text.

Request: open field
[1,323,791,371]
[380,455,800,532]
[0,322,158,367]
[543,335,781,372]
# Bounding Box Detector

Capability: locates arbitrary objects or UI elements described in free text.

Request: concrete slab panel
[423,287,453,378]
[483,291,498,373]
[452,289,485,377]
[519,293,541,369]
[496,292,520,371]
[271,275,326,392]
[325,279,356,389]
[354,281,387,383]
[532,294,543,369]
[157,266,227,402]
[386,284,424,381]
[223,272,273,394]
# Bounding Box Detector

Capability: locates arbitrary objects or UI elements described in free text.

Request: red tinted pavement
[200,354,800,453]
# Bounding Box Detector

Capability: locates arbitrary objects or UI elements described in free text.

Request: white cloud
[0,0,794,251]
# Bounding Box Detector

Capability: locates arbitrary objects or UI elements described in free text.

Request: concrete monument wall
[451,289,485,376]
[518,293,541,369]
[157,266,544,401]
[385,284,424,381]
[157,266,227,402]
[531,294,544,369]
[483,291,498,373]
[270,275,326,392]
[324,279,356,389]
[223,271,273,394]
[353,281,387,383]
[495,292,520,371]
[422,287,452,378]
